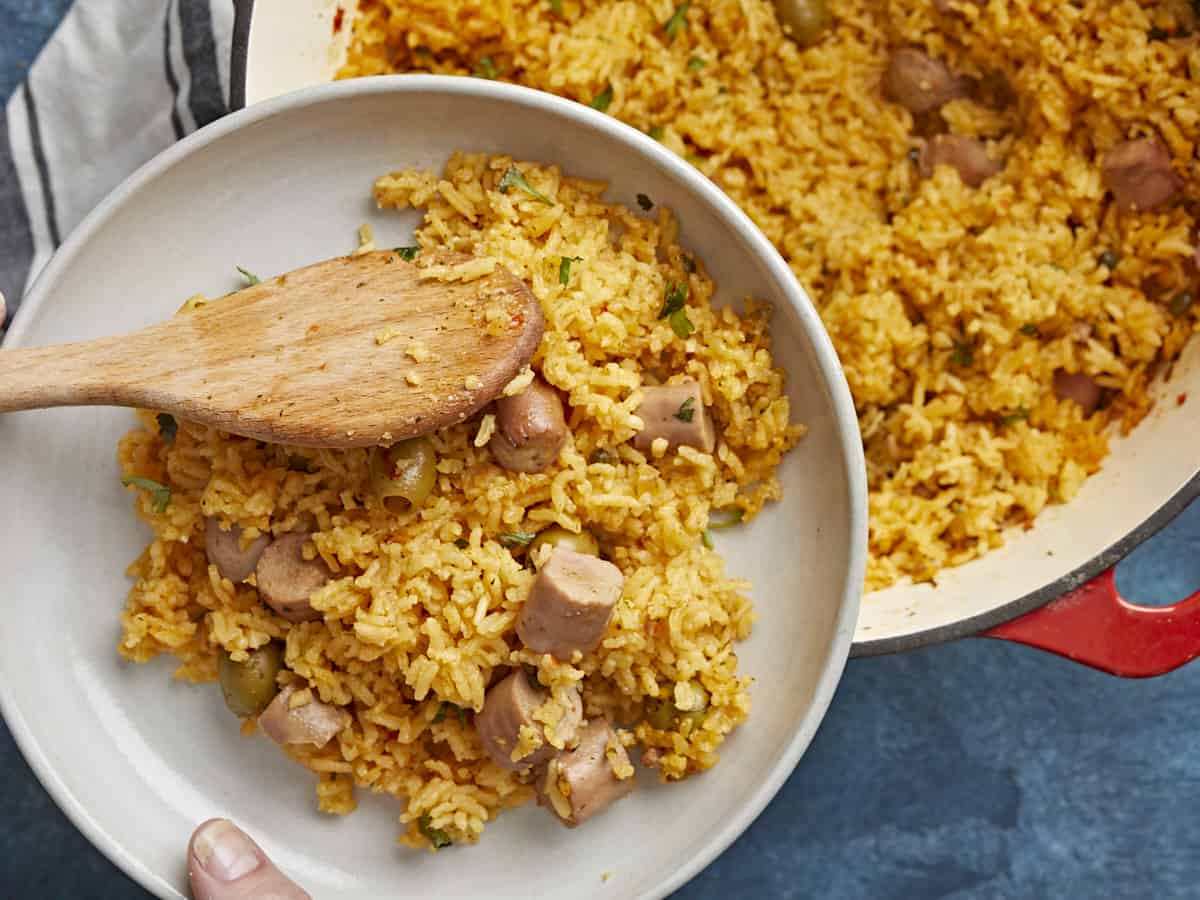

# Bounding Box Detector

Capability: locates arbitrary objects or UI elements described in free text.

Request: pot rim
[851,468,1200,656]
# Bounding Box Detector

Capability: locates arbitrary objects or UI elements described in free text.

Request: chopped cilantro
[659,282,689,318]
[549,0,563,12]
[647,125,665,141]
[500,531,537,547]
[432,701,469,727]
[999,407,1031,426]
[235,265,261,286]
[418,815,453,850]
[951,341,975,367]
[708,507,744,529]
[589,448,614,464]
[1019,323,1040,337]
[497,165,554,205]
[636,193,654,211]
[701,530,713,549]
[121,476,171,513]
[664,2,690,43]
[675,396,696,422]
[687,56,706,71]
[156,413,178,444]
[669,310,695,339]
[1097,249,1120,269]
[559,255,583,286]
[454,538,469,549]
[591,83,614,112]
[473,56,499,79]
[395,246,420,261]
[659,282,694,339]
[1170,291,1194,317]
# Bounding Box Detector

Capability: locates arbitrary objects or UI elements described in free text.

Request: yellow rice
[117,153,803,847]
[338,0,1200,589]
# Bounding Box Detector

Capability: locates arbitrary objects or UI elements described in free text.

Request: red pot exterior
[982,568,1200,677]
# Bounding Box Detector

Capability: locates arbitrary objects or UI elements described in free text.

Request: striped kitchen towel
[0,0,235,330]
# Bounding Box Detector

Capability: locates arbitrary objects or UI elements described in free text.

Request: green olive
[644,698,710,732]
[644,697,675,730]
[679,709,707,733]
[218,642,284,717]
[369,436,437,513]
[775,0,832,46]
[527,525,600,565]
[644,692,709,732]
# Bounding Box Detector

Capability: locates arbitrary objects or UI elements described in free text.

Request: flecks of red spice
[332,6,345,33]
[1178,392,1188,406]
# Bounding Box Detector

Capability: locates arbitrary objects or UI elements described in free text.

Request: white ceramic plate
[0,77,866,899]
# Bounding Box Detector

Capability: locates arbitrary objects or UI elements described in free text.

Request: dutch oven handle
[982,568,1200,677]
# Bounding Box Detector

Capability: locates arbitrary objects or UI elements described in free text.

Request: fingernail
[191,819,262,882]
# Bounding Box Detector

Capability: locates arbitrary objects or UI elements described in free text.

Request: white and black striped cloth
[0,0,235,329]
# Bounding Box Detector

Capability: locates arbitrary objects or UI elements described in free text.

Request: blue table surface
[4,4,1200,897]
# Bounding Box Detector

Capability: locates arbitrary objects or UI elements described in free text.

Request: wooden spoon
[0,250,544,448]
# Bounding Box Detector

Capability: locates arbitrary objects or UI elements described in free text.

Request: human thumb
[188,818,311,900]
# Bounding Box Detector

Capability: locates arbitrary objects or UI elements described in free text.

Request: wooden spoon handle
[0,331,170,412]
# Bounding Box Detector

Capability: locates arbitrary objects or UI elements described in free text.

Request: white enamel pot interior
[0,78,866,899]
[230,0,1200,656]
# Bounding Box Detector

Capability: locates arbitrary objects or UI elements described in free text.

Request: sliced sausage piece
[632,381,716,453]
[517,546,624,659]
[204,517,271,583]
[538,719,635,828]
[254,533,330,622]
[918,135,1003,188]
[258,682,349,748]
[884,48,968,115]
[1053,371,1102,416]
[489,377,568,473]
[1102,138,1180,211]
[474,671,583,771]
